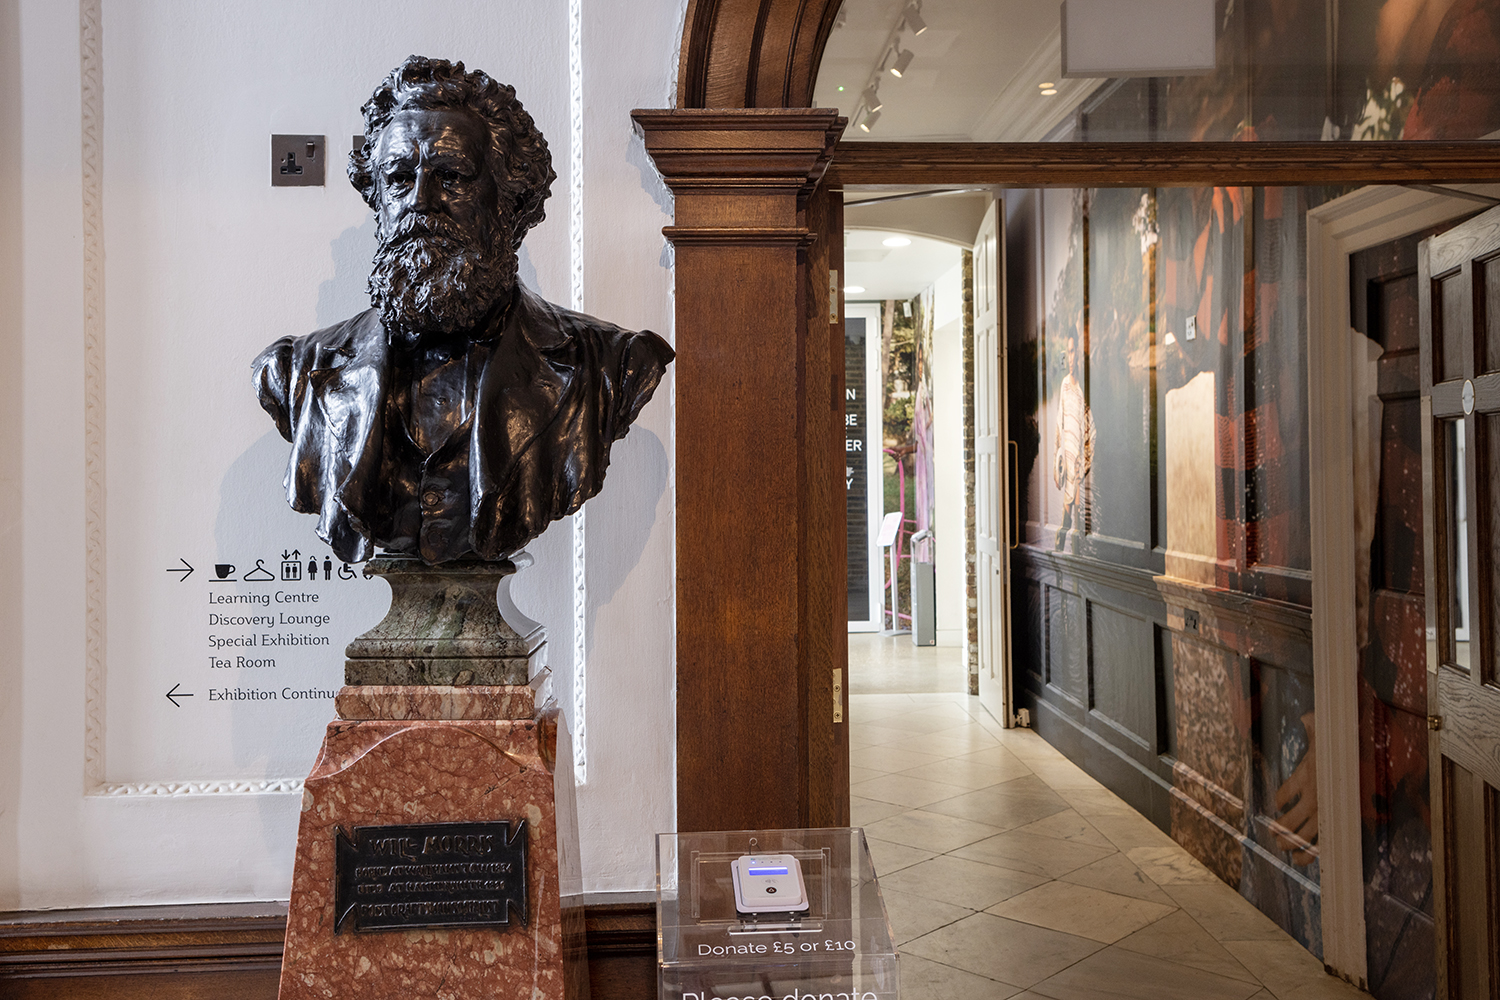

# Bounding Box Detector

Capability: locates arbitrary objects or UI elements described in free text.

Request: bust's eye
[384,167,415,189]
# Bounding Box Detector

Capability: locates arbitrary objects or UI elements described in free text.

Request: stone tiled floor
[848,638,1364,1000]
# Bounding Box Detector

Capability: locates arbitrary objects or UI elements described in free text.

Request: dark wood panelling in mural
[1153,625,1175,757]
[1014,550,1320,948]
[1089,603,1155,753]
[1084,188,1154,555]
[1009,173,1323,956]
[1045,587,1088,710]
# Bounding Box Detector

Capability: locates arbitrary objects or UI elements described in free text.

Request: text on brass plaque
[333,820,527,933]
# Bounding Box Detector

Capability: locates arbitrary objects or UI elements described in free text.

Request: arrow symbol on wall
[166,558,194,582]
[166,683,193,708]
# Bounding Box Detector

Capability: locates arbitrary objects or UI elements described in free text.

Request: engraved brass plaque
[333,820,527,933]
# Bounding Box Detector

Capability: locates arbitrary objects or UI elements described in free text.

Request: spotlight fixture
[904,3,928,35]
[862,85,883,113]
[889,45,914,78]
[882,236,911,247]
[858,109,881,132]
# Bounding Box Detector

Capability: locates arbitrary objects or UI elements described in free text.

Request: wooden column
[632,109,849,832]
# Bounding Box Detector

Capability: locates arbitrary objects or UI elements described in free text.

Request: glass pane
[1441,272,1469,383]
[817,0,1500,143]
[1485,256,1500,373]
[1489,413,1500,683]
[1447,418,1472,673]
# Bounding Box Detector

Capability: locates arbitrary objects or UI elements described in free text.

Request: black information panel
[333,820,527,933]
[846,316,870,622]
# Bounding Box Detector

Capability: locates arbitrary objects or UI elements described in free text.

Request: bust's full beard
[369,214,517,348]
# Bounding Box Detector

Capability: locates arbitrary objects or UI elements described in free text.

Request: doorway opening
[843,188,1012,711]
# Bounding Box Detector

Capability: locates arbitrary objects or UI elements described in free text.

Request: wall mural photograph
[1007,4,1500,998]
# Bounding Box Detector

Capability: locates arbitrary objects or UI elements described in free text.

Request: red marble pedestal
[278,686,587,1000]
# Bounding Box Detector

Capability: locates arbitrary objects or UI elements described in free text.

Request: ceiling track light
[861,85,883,112]
[903,3,927,35]
[889,45,914,78]
[859,109,881,133]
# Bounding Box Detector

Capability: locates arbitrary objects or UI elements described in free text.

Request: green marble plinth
[344,554,546,687]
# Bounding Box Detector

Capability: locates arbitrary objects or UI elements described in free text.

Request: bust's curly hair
[349,55,555,249]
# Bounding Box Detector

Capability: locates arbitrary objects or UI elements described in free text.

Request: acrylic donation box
[657,829,899,1000]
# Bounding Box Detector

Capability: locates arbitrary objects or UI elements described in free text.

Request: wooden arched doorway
[635,0,851,834]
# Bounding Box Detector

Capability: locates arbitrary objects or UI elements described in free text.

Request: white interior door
[973,197,1012,725]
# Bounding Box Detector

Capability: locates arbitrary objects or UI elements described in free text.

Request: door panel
[1350,231,1443,998]
[974,196,1011,723]
[1418,206,1500,998]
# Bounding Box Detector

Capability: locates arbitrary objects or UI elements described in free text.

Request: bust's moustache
[379,213,478,253]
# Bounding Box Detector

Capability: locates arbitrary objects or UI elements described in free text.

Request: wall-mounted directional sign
[108,538,389,785]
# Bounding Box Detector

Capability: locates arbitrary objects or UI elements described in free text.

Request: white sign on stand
[877,513,909,637]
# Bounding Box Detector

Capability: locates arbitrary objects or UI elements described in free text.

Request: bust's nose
[411,167,443,214]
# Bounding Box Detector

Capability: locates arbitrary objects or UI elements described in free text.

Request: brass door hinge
[1428,715,1443,731]
[833,668,844,723]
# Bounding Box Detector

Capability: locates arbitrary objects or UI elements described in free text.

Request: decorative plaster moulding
[78,0,593,797]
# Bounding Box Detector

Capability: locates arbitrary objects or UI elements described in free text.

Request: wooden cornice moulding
[829,140,1500,188]
[632,109,846,191]
[660,226,814,247]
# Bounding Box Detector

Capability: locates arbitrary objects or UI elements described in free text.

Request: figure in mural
[1052,323,1094,539]
[253,56,674,565]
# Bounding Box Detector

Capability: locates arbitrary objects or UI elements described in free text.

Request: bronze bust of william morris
[254,56,673,565]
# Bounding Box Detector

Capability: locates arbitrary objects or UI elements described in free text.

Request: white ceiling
[844,228,961,301]
[815,0,1103,141]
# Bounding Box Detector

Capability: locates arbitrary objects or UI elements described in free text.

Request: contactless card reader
[731,854,809,915]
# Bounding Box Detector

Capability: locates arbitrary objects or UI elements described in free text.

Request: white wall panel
[10,0,681,907]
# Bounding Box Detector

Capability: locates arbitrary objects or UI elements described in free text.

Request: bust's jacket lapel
[469,286,674,559]
[312,313,395,558]
[471,287,574,558]
[253,309,389,564]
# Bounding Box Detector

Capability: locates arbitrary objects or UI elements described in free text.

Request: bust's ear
[348,142,381,210]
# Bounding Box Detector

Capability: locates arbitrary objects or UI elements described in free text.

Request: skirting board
[0,901,656,999]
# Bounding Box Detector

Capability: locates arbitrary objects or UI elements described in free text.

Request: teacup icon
[215,564,236,579]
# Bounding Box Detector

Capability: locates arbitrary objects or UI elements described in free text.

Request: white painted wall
[575,0,682,894]
[9,0,682,908]
[0,0,24,914]
[931,262,966,647]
